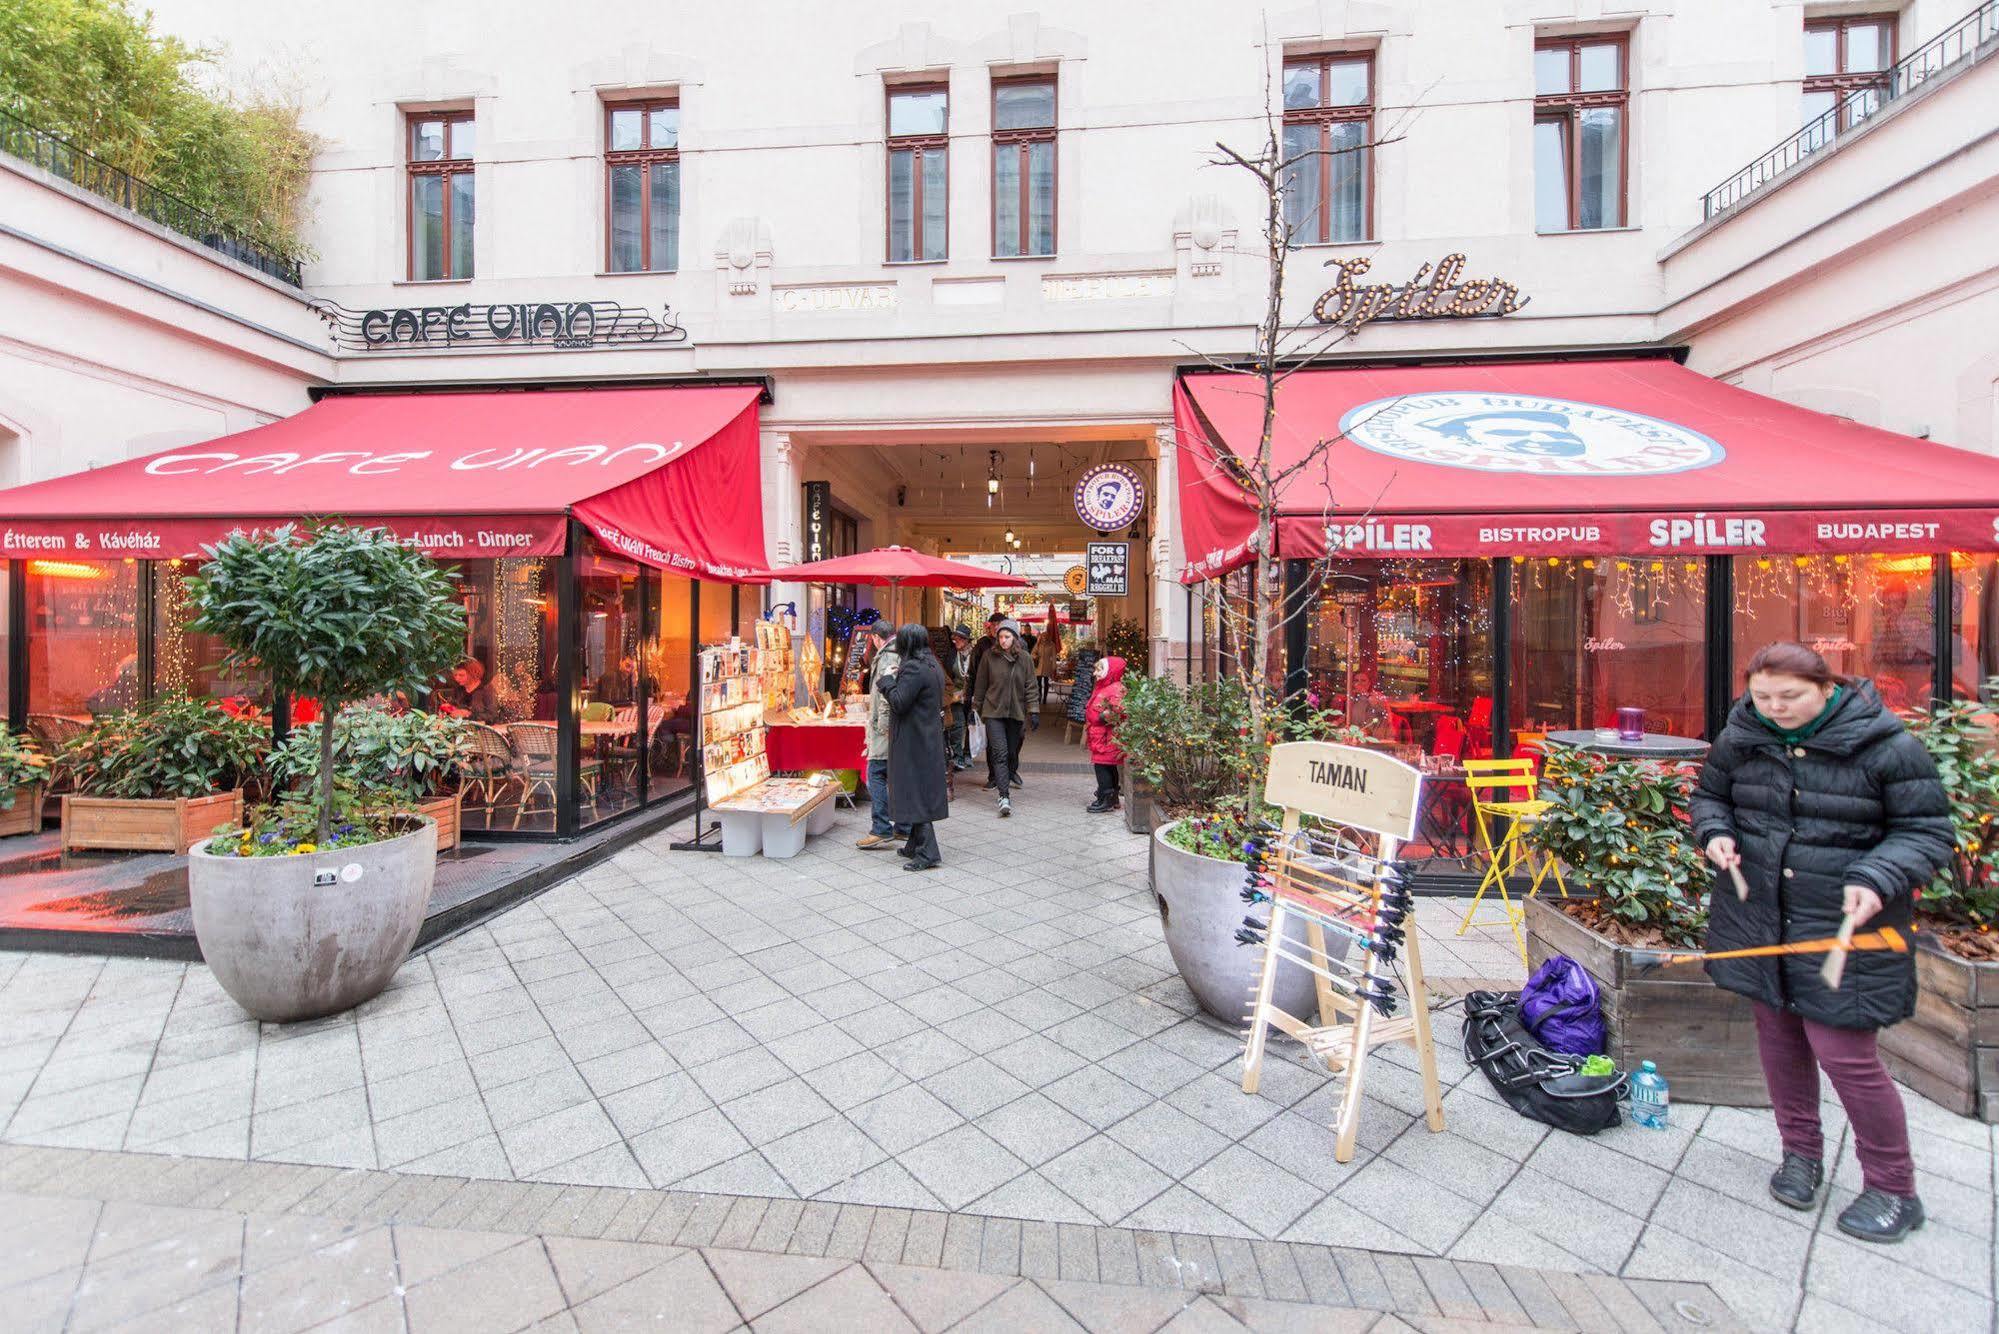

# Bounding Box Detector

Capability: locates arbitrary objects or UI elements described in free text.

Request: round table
[1544,730,1711,760]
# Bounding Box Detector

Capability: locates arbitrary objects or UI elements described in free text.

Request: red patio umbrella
[767,545,1028,619]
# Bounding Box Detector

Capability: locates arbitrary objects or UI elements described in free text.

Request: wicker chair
[460,723,520,819]
[26,713,86,755]
[507,722,600,828]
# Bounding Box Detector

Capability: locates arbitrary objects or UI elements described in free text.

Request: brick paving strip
[0,1142,1738,1331]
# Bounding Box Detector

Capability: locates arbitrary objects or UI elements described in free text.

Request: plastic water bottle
[1630,1060,1670,1129]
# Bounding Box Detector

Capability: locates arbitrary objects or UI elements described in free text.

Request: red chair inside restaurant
[1432,713,1469,761]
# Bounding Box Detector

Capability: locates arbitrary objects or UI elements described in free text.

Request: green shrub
[1101,618,1149,670]
[270,706,471,804]
[54,695,267,799]
[1117,675,1360,820]
[0,0,316,259]
[1530,747,1709,946]
[0,725,51,808]
[1903,691,1999,929]
[189,524,466,846]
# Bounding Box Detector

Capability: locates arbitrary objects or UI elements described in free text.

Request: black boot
[1836,1189,1925,1243]
[1086,798,1112,813]
[1767,1153,1823,1211]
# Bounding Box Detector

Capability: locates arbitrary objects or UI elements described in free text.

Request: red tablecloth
[766,722,866,773]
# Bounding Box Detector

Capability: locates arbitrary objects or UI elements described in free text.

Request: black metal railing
[0,105,305,286]
[1700,0,1999,220]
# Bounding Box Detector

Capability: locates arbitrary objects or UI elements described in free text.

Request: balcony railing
[0,105,305,287]
[1700,0,1999,220]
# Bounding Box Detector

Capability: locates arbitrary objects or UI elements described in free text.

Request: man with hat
[945,624,974,771]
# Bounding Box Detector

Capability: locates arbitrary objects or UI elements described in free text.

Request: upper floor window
[408,112,474,280]
[992,77,1055,257]
[1804,14,1896,139]
[1533,38,1626,232]
[606,100,680,272]
[887,85,948,262]
[1280,54,1373,245]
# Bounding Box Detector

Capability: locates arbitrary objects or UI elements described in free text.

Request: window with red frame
[408,112,474,280]
[1281,54,1373,245]
[1532,38,1626,233]
[1803,14,1896,140]
[606,101,680,272]
[887,84,948,262]
[992,77,1055,257]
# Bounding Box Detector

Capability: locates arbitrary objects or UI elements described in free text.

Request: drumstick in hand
[1821,913,1858,991]
[1726,863,1749,902]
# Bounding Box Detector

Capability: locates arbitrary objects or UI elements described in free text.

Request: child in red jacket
[1084,656,1127,813]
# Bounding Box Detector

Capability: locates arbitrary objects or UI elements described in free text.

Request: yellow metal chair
[1460,757,1568,963]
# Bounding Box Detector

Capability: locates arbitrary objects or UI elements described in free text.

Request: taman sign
[1262,741,1422,842]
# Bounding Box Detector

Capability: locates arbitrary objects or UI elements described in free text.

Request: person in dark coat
[885,622,949,871]
[1690,641,1952,1244]
[971,620,1037,815]
[964,612,1005,784]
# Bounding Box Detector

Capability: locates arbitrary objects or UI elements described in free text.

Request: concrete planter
[1151,820,1340,1024]
[1880,936,1999,1122]
[189,819,437,1023]
[1525,895,1768,1106]
[0,784,42,838]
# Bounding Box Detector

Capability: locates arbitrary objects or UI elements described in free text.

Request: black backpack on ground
[1460,990,1626,1136]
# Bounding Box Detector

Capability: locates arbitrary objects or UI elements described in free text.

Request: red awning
[1174,358,1999,580]
[0,384,768,579]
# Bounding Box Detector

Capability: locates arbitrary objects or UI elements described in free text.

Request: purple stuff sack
[1519,955,1606,1057]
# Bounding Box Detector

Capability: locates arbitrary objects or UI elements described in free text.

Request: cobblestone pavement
[0,749,1991,1332]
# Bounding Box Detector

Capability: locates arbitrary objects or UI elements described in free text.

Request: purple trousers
[1752,1003,1916,1197]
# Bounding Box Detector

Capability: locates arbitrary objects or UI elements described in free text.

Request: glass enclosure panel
[609,108,642,151]
[1576,107,1622,229]
[1512,557,1707,744]
[1734,553,1936,712]
[994,82,1054,130]
[647,575,696,805]
[888,149,915,261]
[450,557,558,833]
[155,561,265,706]
[921,151,947,259]
[1950,553,1999,702]
[24,558,140,719]
[449,171,475,279]
[608,164,642,272]
[1577,43,1621,91]
[1533,117,1568,232]
[1281,123,1322,242]
[649,160,680,270]
[994,144,1021,255]
[0,565,9,728]
[888,90,947,136]
[1327,121,1367,242]
[411,175,444,279]
[577,545,642,827]
[1534,47,1571,94]
[698,581,736,644]
[1283,63,1321,109]
[1804,26,1840,76]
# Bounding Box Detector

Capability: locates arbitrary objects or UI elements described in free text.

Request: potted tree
[1122,676,1358,1022]
[54,696,265,852]
[0,725,50,838]
[186,523,465,1022]
[271,707,473,852]
[1522,747,1769,1104]
[1881,693,1999,1120]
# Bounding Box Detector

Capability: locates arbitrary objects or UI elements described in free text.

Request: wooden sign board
[1263,741,1421,843]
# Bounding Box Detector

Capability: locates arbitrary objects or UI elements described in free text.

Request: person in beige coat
[857,623,906,849]
[1034,618,1062,707]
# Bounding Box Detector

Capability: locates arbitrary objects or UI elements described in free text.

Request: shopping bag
[968,724,986,760]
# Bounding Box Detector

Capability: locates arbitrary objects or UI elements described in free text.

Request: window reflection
[1734,553,1935,713]
[1950,553,1999,702]
[1512,557,1707,742]
[25,558,140,719]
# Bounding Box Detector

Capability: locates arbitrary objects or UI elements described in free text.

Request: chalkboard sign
[1066,649,1100,724]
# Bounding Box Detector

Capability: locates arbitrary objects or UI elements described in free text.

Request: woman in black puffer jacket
[1690,642,1951,1245]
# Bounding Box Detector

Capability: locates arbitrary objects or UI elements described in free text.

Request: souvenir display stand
[1238,742,1446,1163]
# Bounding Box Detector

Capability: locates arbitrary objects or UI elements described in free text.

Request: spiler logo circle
[1338,393,1725,476]
[1074,463,1146,531]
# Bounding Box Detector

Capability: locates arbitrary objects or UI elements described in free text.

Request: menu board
[1067,649,1100,724]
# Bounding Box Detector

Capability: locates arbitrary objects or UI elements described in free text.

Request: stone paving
[0,745,1991,1331]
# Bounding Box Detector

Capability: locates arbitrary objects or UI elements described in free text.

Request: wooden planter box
[418,792,462,853]
[0,784,43,837]
[1525,895,1769,1107]
[60,790,243,854]
[1119,762,1156,835]
[1879,938,1999,1122]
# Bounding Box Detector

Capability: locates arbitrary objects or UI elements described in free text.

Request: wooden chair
[460,723,520,818]
[507,722,601,828]
[26,713,86,756]
[1460,757,1569,964]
